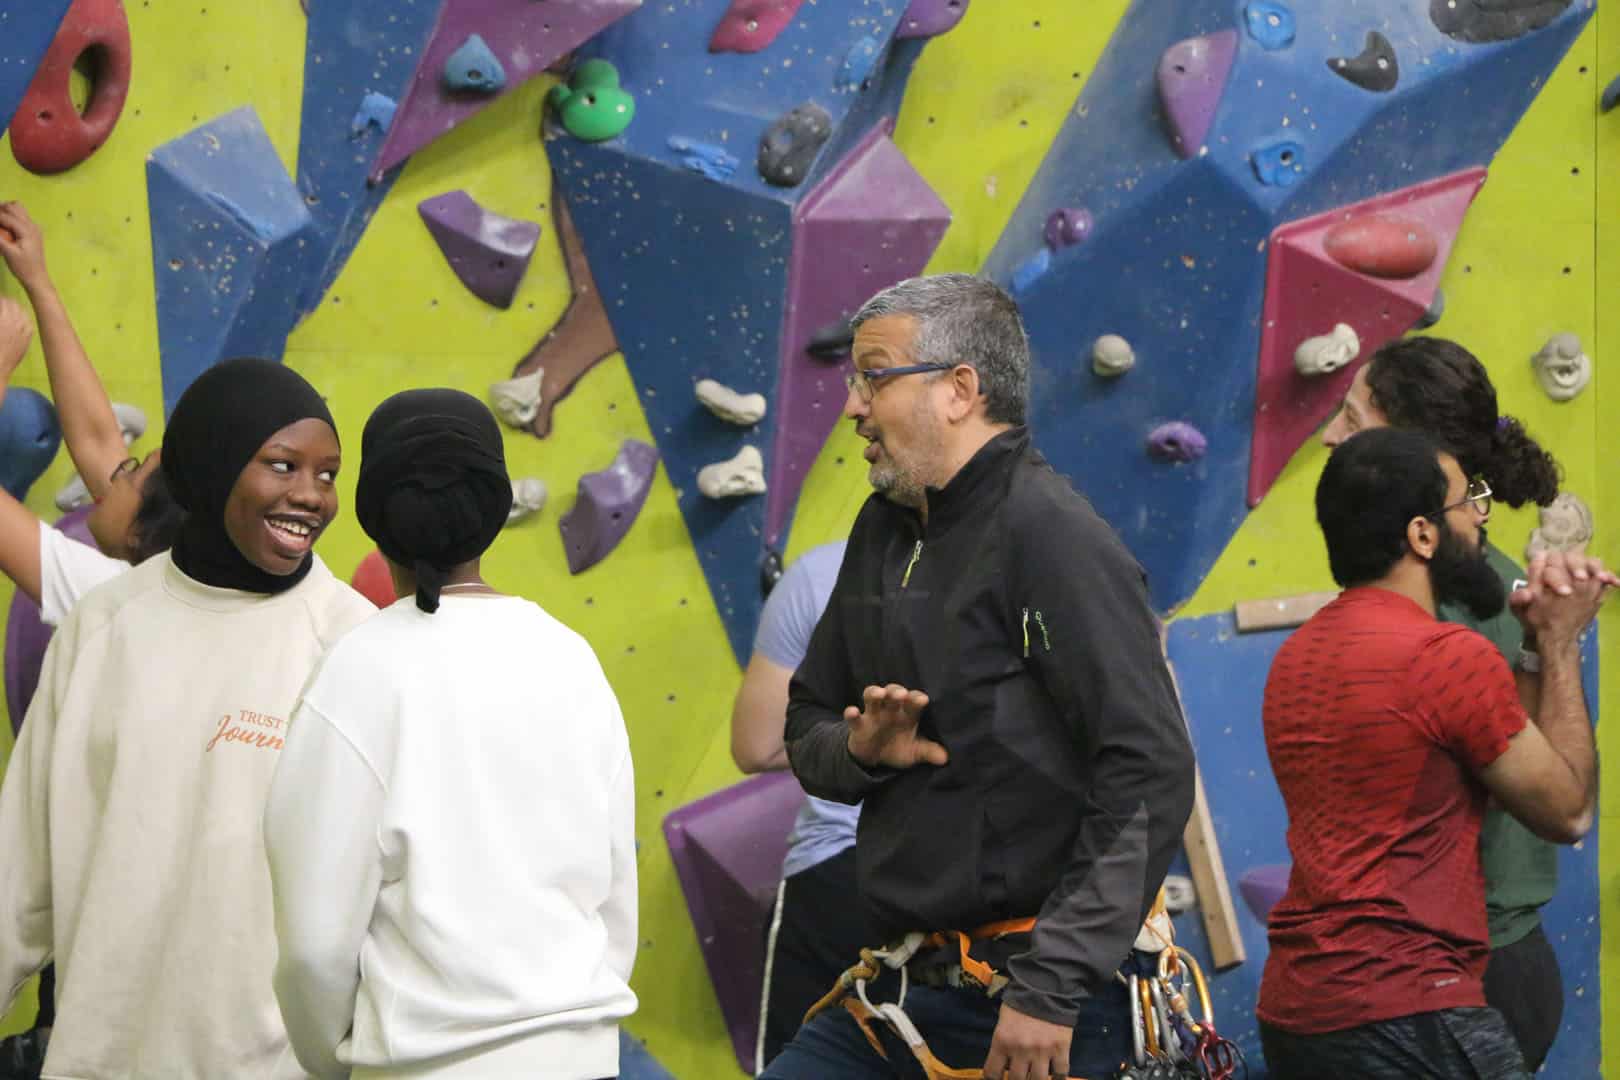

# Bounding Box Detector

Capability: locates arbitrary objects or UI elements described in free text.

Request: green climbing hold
[550,60,635,142]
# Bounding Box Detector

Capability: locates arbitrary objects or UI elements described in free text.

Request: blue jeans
[759,955,1143,1080]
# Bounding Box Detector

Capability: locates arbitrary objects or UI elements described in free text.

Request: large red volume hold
[9,0,132,175]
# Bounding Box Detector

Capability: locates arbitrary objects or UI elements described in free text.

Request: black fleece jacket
[785,426,1196,1026]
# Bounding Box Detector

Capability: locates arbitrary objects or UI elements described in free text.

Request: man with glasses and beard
[1257,428,1613,1079]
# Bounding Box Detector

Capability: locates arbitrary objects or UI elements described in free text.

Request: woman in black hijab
[267,388,638,1080]
[0,357,376,1079]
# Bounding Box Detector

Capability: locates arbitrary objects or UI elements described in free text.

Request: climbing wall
[0,1,1613,1076]
[981,0,1593,614]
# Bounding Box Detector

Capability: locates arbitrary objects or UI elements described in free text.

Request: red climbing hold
[8,0,131,175]
[349,549,395,609]
[709,0,805,54]
[1322,215,1438,279]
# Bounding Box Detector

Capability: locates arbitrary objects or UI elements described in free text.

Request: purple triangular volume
[370,0,642,182]
[766,123,951,546]
[1156,29,1238,159]
[418,189,542,309]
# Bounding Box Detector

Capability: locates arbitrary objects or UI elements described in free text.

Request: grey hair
[850,273,1030,425]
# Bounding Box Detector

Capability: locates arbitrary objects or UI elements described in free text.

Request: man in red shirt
[1259,428,1612,1078]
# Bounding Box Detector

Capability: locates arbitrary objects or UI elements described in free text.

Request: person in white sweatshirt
[0,357,376,1079]
[265,388,638,1080]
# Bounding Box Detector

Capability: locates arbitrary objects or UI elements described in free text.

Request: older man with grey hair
[768,273,1196,1080]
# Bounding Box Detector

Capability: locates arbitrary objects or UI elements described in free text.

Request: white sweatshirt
[265,594,637,1080]
[0,553,375,1079]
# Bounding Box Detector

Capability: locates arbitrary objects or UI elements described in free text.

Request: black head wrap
[355,388,512,613]
[161,358,337,594]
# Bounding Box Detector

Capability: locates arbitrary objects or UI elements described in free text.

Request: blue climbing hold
[668,136,739,182]
[0,388,60,501]
[443,33,506,93]
[350,92,397,138]
[1244,1,1295,49]
[1602,72,1620,113]
[1010,247,1052,297]
[837,35,883,92]
[1251,137,1306,187]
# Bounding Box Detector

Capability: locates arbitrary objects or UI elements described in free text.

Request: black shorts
[1261,1007,1528,1080]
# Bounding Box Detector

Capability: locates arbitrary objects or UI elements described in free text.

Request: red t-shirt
[1256,587,1527,1033]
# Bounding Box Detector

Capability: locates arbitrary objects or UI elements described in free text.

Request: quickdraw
[1115,946,1246,1080]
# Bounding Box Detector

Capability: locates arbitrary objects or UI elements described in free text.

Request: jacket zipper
[901,540,923,588]
[1021,607,1030,658]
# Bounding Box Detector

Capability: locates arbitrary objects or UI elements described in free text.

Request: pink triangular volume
[1247,167,1487,507]
[370,0,641,182]
[765,122,951,546]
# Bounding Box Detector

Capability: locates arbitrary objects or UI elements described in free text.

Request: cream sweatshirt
[265,595,637,1080]
[0,553,375,1079]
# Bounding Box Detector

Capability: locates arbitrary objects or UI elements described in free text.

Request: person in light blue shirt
[731,541,867,1075]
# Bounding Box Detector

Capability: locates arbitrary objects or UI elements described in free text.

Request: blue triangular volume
[0,1,73,140]
[147,107,319,416]
[980,0,1592,614]
[293,0,442,320]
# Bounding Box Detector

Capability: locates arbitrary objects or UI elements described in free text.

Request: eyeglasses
[844,362,955,403]
[1428,477,1492,520]
[108,456,141,484]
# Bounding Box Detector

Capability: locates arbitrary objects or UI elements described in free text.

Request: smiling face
[844,314,948,509]
[222,418,340,575]
[87,451,163,560]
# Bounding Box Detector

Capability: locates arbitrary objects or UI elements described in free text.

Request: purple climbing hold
[1238,863,1291,925]
[417,190,541,309]
[559,439,659,574]
[1146,421,1207,463]
[1042,207,1093,250]
[896,0,970,39]
[1156,30,1238,159]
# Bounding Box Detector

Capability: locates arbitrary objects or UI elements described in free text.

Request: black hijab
[355,388,512,613]
[161,358,337,594]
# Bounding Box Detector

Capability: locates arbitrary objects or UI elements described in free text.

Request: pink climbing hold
[709,0,805,54]
[418,190,541,309]
[1248,168,1488,508]
[1156,29,1238,159]
[1322,216,1439,279]
[896,0,970,39]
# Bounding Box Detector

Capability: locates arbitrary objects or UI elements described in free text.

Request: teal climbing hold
[549,60,635,142]
[443,34,506,93]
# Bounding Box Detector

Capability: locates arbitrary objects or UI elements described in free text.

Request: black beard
[1431,522,1505,620]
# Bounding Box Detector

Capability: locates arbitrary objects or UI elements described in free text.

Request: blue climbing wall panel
[294,0,441,321]
[980,0,1593,614]
[147,107,320,416]
[552,0,941,663]
[1164,610,1600,1077]
[0,1,72,140]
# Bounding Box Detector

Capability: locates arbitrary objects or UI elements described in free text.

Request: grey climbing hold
[697,445,766,498]
[1043,207,1093,250]
[758,102,833,188]
[1416,288,1445,329]
[1146,421,1207,463]
[807,319,854,360]
[1531,332,1590,402]
[506,477,548,525]
[1092,334,1135,377]
[443,34,507,93]
[1328,31,1398,92]
[695,379,767,426]
[490,369,545,428]
[1430,0,1571,43]
[558,439,659,574]
[669,135,738,181]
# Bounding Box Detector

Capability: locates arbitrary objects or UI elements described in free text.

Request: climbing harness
[798,890,1247,1079]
